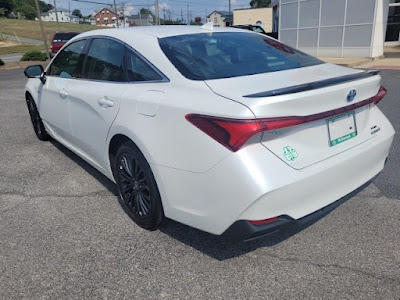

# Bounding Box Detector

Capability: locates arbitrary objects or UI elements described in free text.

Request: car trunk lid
[205,63,383,169]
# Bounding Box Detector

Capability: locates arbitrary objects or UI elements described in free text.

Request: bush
[21,50,47,61]
[0,59,4,66]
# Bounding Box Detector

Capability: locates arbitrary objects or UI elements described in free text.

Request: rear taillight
[50,44,53,51]
[186,86,386,152]
[185,115,264,152]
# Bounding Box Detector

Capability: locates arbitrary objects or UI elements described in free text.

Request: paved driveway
[0,69,399,299]
[0,53,23,63]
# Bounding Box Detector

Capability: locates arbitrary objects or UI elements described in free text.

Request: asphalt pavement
[0,68,399,299]
[0,52,23,63]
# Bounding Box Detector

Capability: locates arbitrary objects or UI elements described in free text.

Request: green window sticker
[283,146,298,161]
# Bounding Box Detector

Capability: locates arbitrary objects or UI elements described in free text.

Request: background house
[126,13,154,26]
[233,7,273,32]
[93,8,120,27]
[69,15,81,24]
[207,11,233,27]
[41,9,70,22]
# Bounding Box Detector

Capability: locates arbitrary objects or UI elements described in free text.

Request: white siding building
[207,11,233,27]
[41,9,71,23]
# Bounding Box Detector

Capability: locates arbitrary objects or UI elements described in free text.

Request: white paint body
[25,26,395,235]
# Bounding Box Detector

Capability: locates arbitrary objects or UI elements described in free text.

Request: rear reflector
[249,217,279,226]
[186,86,386,152]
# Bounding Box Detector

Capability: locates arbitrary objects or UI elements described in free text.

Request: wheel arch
[25,91,32,100]
[108,133,151,180]
[109,134,131,166]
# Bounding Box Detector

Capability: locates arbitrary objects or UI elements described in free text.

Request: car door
[39,39,87,143]
[67,38,128,169]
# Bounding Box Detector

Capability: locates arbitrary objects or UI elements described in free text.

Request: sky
[44,0,252,21]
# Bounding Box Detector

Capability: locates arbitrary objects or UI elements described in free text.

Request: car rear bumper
[220,174,379,243]
[152,113,394,238]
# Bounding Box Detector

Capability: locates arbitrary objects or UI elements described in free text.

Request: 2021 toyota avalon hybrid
[24,25,395,242]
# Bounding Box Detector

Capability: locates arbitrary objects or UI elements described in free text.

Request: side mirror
[40,72,47,84]
[24,65,44,78]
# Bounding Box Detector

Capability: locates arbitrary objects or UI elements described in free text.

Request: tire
[114,141,164,230]
[26,95,50,141]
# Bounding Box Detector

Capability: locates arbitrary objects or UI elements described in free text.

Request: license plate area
[327,111,357,147]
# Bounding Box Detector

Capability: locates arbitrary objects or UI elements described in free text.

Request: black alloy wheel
[114,142,164,230]
[26,96,50,141]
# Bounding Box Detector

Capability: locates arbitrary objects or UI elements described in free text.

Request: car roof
[76,25,248,40]
[66,26,261,82]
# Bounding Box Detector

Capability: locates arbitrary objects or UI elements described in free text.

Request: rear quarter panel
[106,81,254,174]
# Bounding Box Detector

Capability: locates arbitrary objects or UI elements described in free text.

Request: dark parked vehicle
[231,25,278,39]
[50,32,80,54]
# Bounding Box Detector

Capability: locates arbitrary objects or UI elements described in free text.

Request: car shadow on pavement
[159,180,375,261]
[49,139,374,261]
[50,140,118,196]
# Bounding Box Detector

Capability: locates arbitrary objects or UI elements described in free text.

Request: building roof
[207,10,233,18]
[48,8,69,13]
[234,7,272,11]
[224,15,233,23]
[93,7,118,18]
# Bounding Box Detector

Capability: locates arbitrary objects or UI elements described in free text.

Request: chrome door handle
[59,89,68,99]
[98,98,114,108]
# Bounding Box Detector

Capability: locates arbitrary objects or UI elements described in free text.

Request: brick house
[94,8,120,27]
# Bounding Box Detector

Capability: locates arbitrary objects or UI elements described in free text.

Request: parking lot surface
[0,68,399,299]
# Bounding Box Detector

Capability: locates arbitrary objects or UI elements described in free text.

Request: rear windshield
[53,33,79,42]
[159,32,323,80]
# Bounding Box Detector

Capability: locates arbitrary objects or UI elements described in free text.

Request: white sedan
[24,25,395,242]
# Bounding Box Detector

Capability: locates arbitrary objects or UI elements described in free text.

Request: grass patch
[0,60,49,71]
[0,17,99,42]
[0,44,44,55]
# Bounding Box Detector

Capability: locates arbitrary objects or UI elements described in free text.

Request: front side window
[126,48,163,82]
[48,39,86,78]
[159,32,323,80]
[83,38,125,82]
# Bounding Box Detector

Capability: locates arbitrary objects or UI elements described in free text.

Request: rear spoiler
[244,70,380,98]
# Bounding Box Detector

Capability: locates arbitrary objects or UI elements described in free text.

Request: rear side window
[83,38,125,82]
[48,39,86,78]
[159,32,323,80]
[126,48,163,82]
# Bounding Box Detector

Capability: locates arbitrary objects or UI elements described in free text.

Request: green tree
[15,1,36,20]
[140,8,155,19]
[250,0,271,8]
[6,0,53,20]
[72,9,82,18]
[0,0,14,16]
[39,1,53,13]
